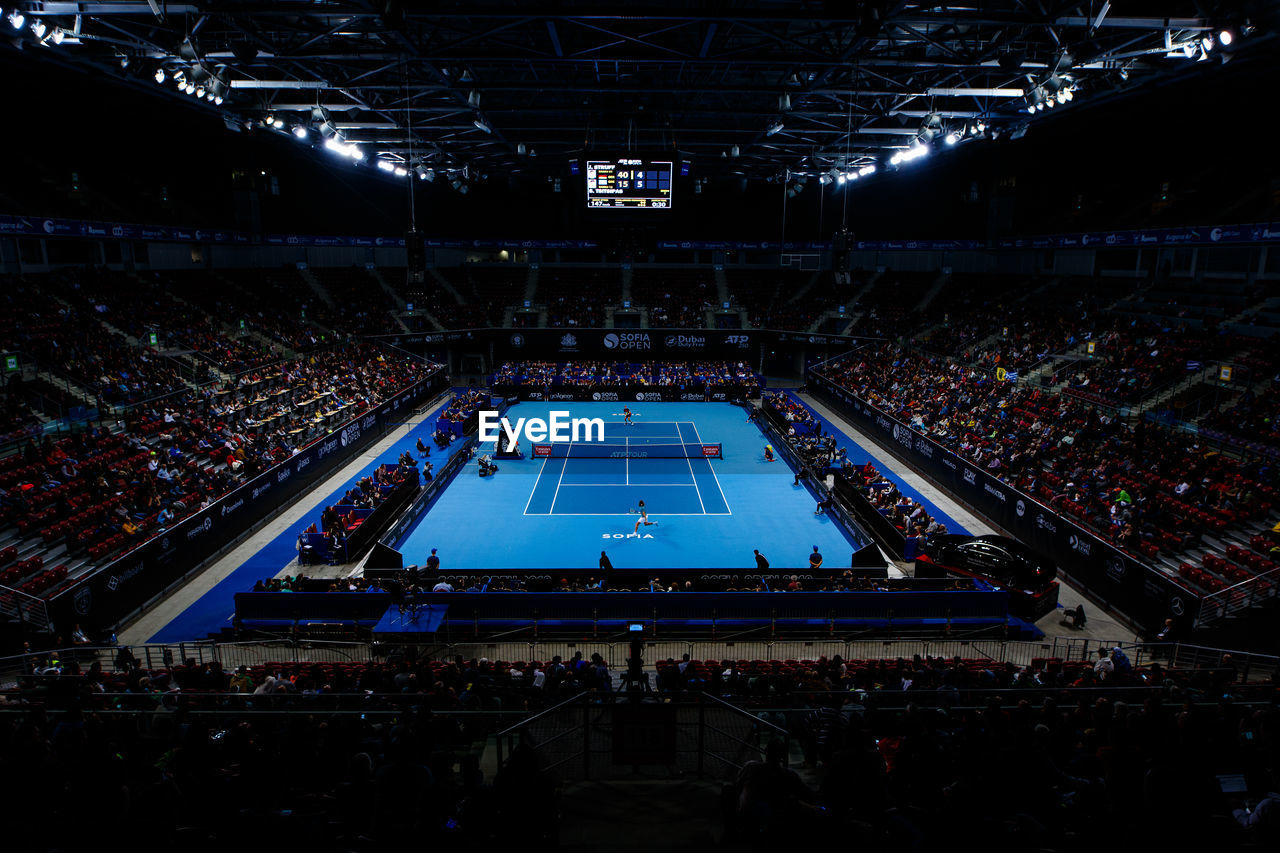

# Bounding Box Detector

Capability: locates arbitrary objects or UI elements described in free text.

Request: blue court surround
[147,393,973,642]
[396,401,858,570]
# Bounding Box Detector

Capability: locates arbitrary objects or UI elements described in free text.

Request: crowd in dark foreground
[2,648,1277,850]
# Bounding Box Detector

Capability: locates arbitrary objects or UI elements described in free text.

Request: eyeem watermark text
[478,410,605,445]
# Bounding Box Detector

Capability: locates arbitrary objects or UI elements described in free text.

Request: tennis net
[532,442,722,459]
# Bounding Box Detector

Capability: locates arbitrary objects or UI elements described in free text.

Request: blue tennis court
[396,401,862,570]
[525,421,730,515]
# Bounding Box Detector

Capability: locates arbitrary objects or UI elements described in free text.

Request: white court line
[521,455,551,515]
[547,445,572,515]
[689,420,732,515]
[678,422,708,514]
[556,483,700,487]
[544,512,732,517]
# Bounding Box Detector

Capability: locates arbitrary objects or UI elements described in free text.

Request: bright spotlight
[766,120,785,136]
[393,167,408,177]
[1219,29,1233,46]
[293,126,308,139]
[859,165,875,176]
[49,27,63,44]
[195,86,206,98]
[184,83,196,94]
[273,118,285,129]
[1201,35,1214,52]
[376,160,395,172]
[30,19,45,38]
[836,173,847,184]
[214,96,224,105]
[845,171,857,181]
[154,68,166,84]
[1182,42,1196,58]
[7,10,24,29]
[944,132,959,145]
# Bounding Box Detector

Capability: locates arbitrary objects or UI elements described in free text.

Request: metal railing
[0,639,376,688]
[436,637,1131,672]
[494,690,789,782]
[7,636,1273,693]
[0,584,55,634]
[1195,564,1280,626]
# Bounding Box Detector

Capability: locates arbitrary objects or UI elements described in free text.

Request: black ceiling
[3,1,1275,183]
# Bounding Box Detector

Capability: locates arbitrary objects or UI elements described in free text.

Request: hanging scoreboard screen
[586,159,674,209]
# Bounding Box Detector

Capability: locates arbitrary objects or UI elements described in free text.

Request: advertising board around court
[382,327,873,359]
[48,371,448,634]
[807,372,1194,634]
[491,382,757,403]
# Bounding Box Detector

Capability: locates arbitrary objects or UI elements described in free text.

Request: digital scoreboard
[586,158,673,209]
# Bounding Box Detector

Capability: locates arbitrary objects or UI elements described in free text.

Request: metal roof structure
[3,2,1273,183]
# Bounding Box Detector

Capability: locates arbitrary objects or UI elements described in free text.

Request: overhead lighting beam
[229,80,330,89]
[926,87,1025,97]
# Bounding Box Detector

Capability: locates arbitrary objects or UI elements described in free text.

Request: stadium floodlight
[30,18,45,38]
[836,173,846,184]
[818,173,831,185]
[415,164,433,181]
[1219,29,1233,46]
[1201,35,1214,52]
[194,86,205,98]
[376,159,395,172]
[467,89,481,107]
[293,125,308,139]
[765,120,785,136]
[213,96,223,105]
[272,118,285,129]
[944,132,959,145]
[1182,42,1196,58]
[393,167,407,177]
[7,10,23,29]
[859,165,876,177]
[844,171,857,181]
[184,82,196,95]
[472,114,491,133]
[49,27,63,44]
[154,68,166,84]
[730,144,739,158]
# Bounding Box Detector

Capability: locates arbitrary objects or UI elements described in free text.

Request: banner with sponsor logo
[5,213,1278,252]
[49,371,447,633]
[380,327,878,359]
[809,372,1194,633]
[491,383,758,402]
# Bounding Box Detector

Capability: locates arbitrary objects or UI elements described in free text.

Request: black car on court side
[916,534,1060,619]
